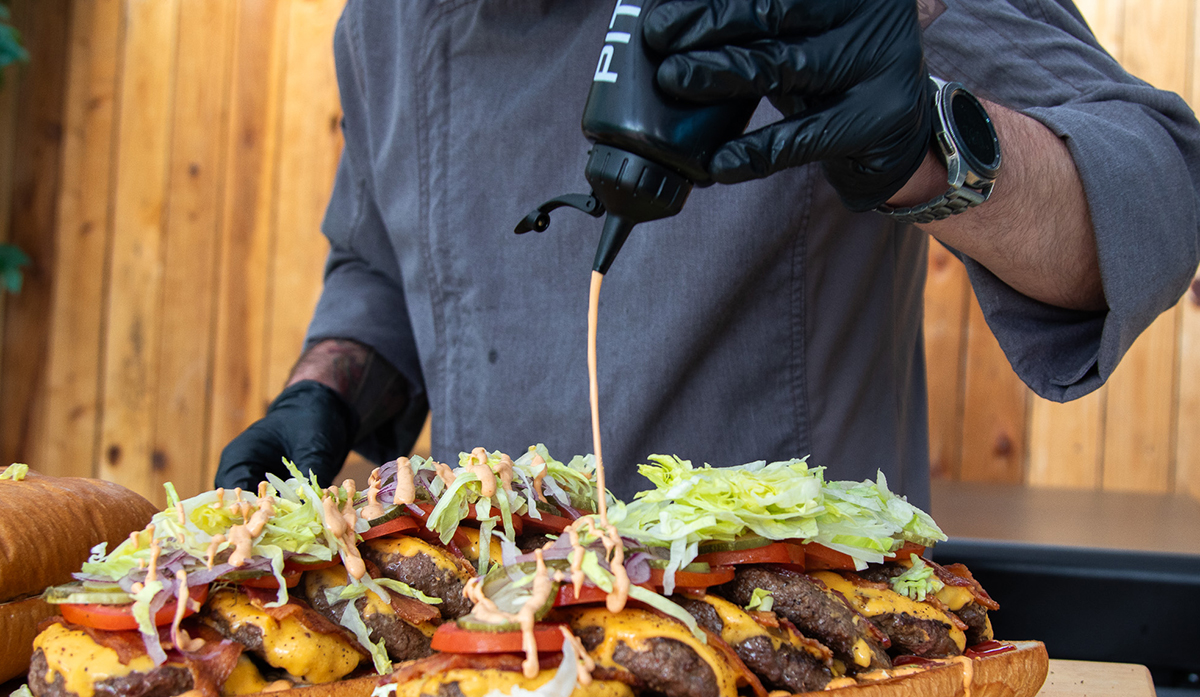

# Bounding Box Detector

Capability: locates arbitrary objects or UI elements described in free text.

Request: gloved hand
[643,0,933,211]
[214,380,360,491]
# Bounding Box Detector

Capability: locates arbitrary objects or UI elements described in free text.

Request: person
[214,0,1200,508]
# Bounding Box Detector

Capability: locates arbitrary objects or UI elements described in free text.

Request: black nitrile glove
[214,380,360,491]
[644,0,933,211]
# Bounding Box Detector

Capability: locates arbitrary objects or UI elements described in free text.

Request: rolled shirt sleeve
[924,0,1200,401]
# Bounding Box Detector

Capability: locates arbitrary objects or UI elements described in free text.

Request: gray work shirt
[306,0,1200,507]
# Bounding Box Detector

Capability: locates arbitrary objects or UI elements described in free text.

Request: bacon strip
[390,594,440,625]
[929,561,1000,611]
[42,618,151,665]
[747,610,779,628]
[699,626,769,697]
[777,617,834,665]
[384,651,557,686]
[176,622,244,697]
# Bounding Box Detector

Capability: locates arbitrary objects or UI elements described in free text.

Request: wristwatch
[877,76,1002,224]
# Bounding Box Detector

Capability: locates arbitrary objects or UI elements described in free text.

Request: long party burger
[17,449,1047,697]
[372,455,1049,697]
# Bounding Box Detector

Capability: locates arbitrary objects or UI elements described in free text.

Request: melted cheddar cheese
[222,655,271,696]
[698,594,825,661]
[935,584,975,612]
[364,536,470,580]
[394,669,634,697]
[458,527,505,564]
[33,623,159,697]
[207,588,361,683]
[810,572,966,653]
[306,565,395,618]
[563,607,741,697]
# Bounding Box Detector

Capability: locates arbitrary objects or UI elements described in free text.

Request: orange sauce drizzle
[393,458,417,505]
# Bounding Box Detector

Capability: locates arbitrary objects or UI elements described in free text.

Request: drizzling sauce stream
[587,270,607,525]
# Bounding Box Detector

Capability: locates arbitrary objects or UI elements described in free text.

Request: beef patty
[28,649,192,697]
[717,566,891,673]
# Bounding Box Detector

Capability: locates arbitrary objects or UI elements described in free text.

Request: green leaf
[0,244,29,293]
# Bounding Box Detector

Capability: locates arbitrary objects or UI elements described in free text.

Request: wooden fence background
[0,0,1197,507]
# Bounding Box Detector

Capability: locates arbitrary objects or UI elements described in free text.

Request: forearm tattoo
[287,339,408,439]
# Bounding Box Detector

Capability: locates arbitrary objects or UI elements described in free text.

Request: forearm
[287,339,409,438]
[888,100,1107,312]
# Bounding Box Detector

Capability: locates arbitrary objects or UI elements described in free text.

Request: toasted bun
[240,641,1048,697]
[0,595,57,682]
[0,469,158,682]
[802,640,1050,697]
[0,469,159,601]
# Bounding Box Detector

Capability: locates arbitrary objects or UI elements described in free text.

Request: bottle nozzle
[592,215,636,275]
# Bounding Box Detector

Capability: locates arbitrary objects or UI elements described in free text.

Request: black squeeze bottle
[514,0,759,274]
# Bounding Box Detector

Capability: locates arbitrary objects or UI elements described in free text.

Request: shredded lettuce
[340,601,392,674]
[617,456,945,574]
[890,553,944,601]
[745,588,774,612]
[375,578,442,605]
[325,579,441,607]
[9,684,33,697]
[1,463,29,480]
[131,580,166,665]
[627,585,705,642]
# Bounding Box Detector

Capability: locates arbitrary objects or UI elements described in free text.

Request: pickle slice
[456,562,559,632]
[366,503,408,526]
[43,581,133,605]
[697,535,771,554]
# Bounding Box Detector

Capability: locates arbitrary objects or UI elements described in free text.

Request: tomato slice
[884,541,926,561]
[60,584,209,631]
[237,572,302,589]
[519,511,575,535]
[359,515,421,541]
[647,566,735,589]
[283,558,342,574]
[553,582,610,607]
[793,543,857,571]
[430,622,566,654]
[696,542,806,568]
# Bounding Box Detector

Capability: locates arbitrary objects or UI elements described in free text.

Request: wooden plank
[0,0,72,470]
[205,0,290,488]
[263,0,342,402]
[1073,0,1126,61]
[150,0,236,502]
[1027,390,1104,489]
[40,0,122,479]
[97,0,180,501]
[959,292,1028,483]
[1101,309,1179,492]
[1038,659,1155,697]
[0,62,20,430]
[924,239,970,480]
[1097,0,1190,494]
[1121,0,1190,92]
[1177,279,1200,499]
[1180,0,1200,503]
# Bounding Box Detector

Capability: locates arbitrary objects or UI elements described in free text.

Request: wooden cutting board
[1038,659,1156,696]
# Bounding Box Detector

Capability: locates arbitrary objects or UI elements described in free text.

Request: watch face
[948,89,1001,179]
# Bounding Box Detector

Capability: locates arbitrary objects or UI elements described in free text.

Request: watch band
[877,76,999,224]
[876,181,993,225]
